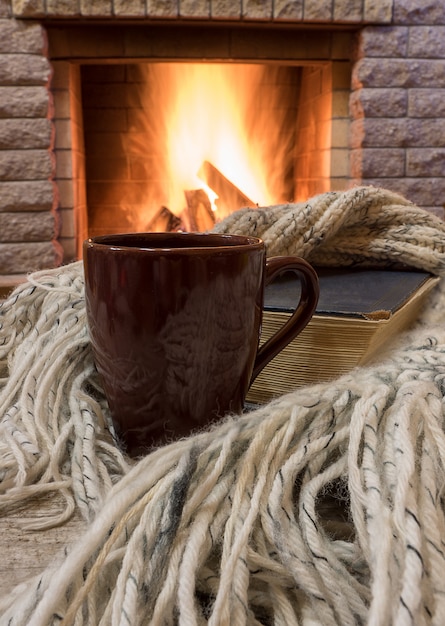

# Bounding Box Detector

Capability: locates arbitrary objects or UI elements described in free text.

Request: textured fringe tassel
[2,186,445,624]
[0,262,131,528]
[1,278,445,624]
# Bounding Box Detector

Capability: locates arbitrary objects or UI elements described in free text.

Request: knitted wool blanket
[1,186,445,625]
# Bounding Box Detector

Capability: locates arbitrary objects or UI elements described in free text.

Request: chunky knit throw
[212,186,445,273]
[1,186,445,625]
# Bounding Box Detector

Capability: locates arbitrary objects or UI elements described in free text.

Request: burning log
[145,205,183,232]
[184,188,216,232]
[198,160,256,217]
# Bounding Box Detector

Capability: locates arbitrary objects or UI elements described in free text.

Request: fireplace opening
[45,24,353,263]
[80,60,336,243]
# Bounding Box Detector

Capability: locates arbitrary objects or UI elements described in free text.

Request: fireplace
[51,22,354,260]
[1,0,445,281]
[80,58,334,241]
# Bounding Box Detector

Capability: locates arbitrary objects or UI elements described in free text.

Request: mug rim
[84,232,264,252]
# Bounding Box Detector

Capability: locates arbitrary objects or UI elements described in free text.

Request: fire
[135,62,295,231]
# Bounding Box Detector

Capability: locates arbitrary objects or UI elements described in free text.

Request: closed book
[247,268,440,405]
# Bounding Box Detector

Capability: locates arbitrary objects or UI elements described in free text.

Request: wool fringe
[0,262,131,528]
[1,186,445,624]
[1,271,445,624]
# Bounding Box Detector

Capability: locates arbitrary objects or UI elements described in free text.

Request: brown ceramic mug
[83,232,319,456]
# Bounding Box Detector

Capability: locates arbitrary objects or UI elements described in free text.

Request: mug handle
[250,256,319,383]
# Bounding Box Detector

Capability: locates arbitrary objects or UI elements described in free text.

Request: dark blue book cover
[264,268,435,319]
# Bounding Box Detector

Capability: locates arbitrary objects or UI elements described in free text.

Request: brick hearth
[0,0,444,282]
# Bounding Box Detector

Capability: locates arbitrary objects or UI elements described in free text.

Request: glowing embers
[82,62,299,235]
[137,63,297,231]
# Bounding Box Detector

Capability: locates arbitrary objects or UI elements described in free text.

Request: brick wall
[0,6,62,277]
[0,0,444,281]
[350,7,445,213]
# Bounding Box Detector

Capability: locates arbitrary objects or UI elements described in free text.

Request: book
[246,268,440,405]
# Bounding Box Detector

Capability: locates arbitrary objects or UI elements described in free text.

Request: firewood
[184,188,216,232]
[145,206,183,232]
[198,160,256,217]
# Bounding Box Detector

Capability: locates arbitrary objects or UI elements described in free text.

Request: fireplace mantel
[0,0,444,280]
[10,0,393,22]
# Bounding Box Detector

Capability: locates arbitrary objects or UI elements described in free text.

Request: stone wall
[350,6,445,213]
[0,4,62,277]
[0,0,444,280]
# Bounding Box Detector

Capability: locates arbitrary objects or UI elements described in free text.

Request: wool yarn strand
[2,187,445,623]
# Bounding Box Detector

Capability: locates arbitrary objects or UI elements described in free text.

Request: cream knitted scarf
[212,185,445,273]
[1,186,445,625]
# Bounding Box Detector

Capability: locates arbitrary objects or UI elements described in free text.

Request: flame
[134,62,295,230]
